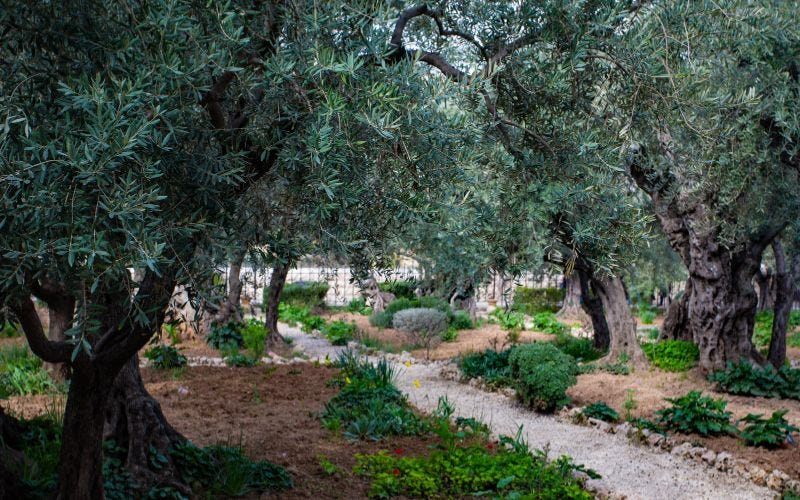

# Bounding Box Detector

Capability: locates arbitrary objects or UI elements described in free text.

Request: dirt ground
[569,369,800,479]
[326,311,555,360]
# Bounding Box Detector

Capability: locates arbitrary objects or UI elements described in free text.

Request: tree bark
[104,357,189,496]
[591,275,647,367]
[212,251,245,326]
[768,241,797,369]
[0,408,27,499]
[556,274,589,323]
[577,269,610,351]
[266,260,290,347]
[755,267,775,312]
[660,280,692,341]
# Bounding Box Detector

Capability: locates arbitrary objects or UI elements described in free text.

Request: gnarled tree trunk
[768,241,797,369]
[266,260,290,347]
[591,275,647,367]
[212,251,245,326]
[660,280,692,341]
[557,274,589,323]
[755,267,776,312]
[577,269,610,351]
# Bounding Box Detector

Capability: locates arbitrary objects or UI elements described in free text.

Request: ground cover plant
[738,410,799,449]
[378,280,418,300]
[321,320,358,346]
[0,345,61,398]
[143,345,187,370]
[278,281,330,309]
[655,391,737,436]
[641,340,699,372]
[278,303,326,333]
[0,321,19,338]
[511,287,565,315]
[709,361,800,400]
[458,349,512,388]
[582,402,619,423]
[509,343,578,412]
[206,322,245,350]
[321,351,428,441]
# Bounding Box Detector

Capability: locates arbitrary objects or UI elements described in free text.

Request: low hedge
[378,280,418,300]
[512,287,565,315]
[275,281,329,309]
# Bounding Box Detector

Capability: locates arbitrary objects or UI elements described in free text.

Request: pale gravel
[200,323,776,500]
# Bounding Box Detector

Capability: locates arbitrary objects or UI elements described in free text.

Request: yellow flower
[345,376,352,385]
[413,379,421,389]
[404,361,412,368]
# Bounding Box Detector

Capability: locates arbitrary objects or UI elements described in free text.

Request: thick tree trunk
[755,268,775,312]
[0,408,27,499]
[660,280,692,341]
[266,260,290,347]
[212,252,245,326]
[557,274,589,323]
[577,269,610,351]
[768,242,797,369]
[104,357,189,495]
[591,275,647,367]
[58,363,113,500]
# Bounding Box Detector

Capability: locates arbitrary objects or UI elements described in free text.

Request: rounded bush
[392,308,448,349]
[509,343,577,412]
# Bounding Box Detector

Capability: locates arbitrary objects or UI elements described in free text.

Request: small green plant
[450,310,474,330]
[551,333,604,362]
[530,312,567,335]
[458,349,512,387]
[656,391,737,436]
[639,310,656,325]
[739,410,799,448]
[392,308,448,356]
[490,308,525,332]
[207,322,244,350]
[788,331,800,348]
[582,402,619,422]
[623,389,638,421]
[277,303,326,333]
[645,328,660,340]
[144,345,187,370]
[378,280,418,300]
[512,287,566,314]
[0,345,60,397]
[277,281,329,309]
[641,340,699,372]
[240,319,267,359]
[321,320,357,346]
[225,351,259,367]
[442,325,459,342]
[0,321,20,338]
[709,361,800,400]
[162,323,181,345]
[752,310,774,347]
[508,343,578,412]
[345,298,371,315]
[317,455,339,475]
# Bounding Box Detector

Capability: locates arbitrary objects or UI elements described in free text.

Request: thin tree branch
[9,297,72,363]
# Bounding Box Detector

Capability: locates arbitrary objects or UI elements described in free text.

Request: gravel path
[208,324,776,500]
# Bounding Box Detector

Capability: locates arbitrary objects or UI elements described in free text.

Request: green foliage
[646,328,660,340]
[641,341,699,372]
[789,332,800,348]
[368,310,394,329]
[277,303,326,333]
[378,280,418,300]
[392,308,448,349]
[450,310,474,330]
[458,349,512,388]
[355,434,590,499]
[752,311,774,347]
[224,351,259,367]
[207,322,244,350]
[489,308,525,332]
[0,321,19,338]
[512,287,566,315]
[509,343,578,412]
[322,351,426,441]
[144,345,187,370]
[0,345,60,398]
[709,361,800,400]
[639,311,656,325]
[170,441,292,496]
[582,402,619,423]
[321,320,357,346]
[442,325,459,342]
[739,410,799,449]
[577,360,631,376]
[530,312,567,335]
[346,298,371,315]
[551,333,604,362]
[278,281,330,309]
[656,391,737,436]
[240,319,267,359]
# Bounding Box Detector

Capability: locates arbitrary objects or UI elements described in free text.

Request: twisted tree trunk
[266,260,290,347]
[212,251,245,326]
[577,269,610,351]
[557,274,589,323]
[768,241,798,369]
[660,280,692,341]
[591,275,647,367]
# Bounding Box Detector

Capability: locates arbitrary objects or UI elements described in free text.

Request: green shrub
[277,281,330,309]
[225,351,259,367]
[207,322,244,350]
[639,310,656,325]
[392,308,448,353]
[530,312,567,335]
[512,287,565,315]
[368,310,394,328]
[790,311,800,329]
[355,435,591,499]
[646,328,660,340]
[240,319,267,359]
[0,321,19,338]
[322,352,427,440]
[458,349,512,387]
[655,391,737,436]
[582,402,619,422]
[752,310,773,347]
[709,361,800,400]
[442,325,459,342]
[0,346,60,398]
[417,296,452,319]
[450,310,474,330]
[378,280,418,300]
[489,308,525,331]
[739,410,799,448]
[277,303,326,333]
[346,298,371,315]
[322,320,357,346]
[789,332,800,348]
[508,343,577,412]
[144,345,187,370]
[641,340,699,372]
[551,333,604,362]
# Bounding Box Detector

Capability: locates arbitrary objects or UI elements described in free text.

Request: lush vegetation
[709,361,800,400]
[655,392,737,436]
[143,345,187,370]
[378,281,418,300]
[641,341,700,372]
[458,349,513,388]
[738,410,799,449]
[509,343,578,412]
[0,346,61,398]
[206,323,245,351]
[277,282,330,309]
[321,320,358,346]
[512,287,566,315]
[582,402,620,423]
[278,304,326,333]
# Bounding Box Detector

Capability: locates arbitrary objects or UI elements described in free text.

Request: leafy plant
[224,351,258,367]
[709,361,800,400]
[739,410,799,448]
[207,322,244,350]
[582,402,619,423]
[240,319,267,359]
[277,303,326,333]
[0,321,20,338]
[442,325,459,342]
[378,280,418,300]
[641,340,699,372]
[623,389,638,421]
[489,308,525,332]
[321,320,357,346]
[392,308,448,355]
[508,343,577,412]
[645,328,660,340]
[346,298,371,315]
[144,345,187,370]
[0,345,60,397]
[277,281,329,309]
[512,287,566,315]
[551,333,604,362]
[450,310,474,330]
[656,391,737,436]
[368,310,394,328]
[789,331,800,348]
[639,310,656,325]
[752,311,774,347]
[458,349,512,387]
[530,312,567,335]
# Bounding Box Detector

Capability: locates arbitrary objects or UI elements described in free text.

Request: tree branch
[9,297,72,363]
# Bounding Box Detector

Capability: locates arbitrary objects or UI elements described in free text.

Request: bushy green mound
[709,361,800,400]
[276,281,329,309]
[143,345,187,370]
[641,340,699,372]
[738,410,799,449]
[656,391,737,436]
[378,280,418,300]
[530,312,567,335]
[509,343,577,412]
[321,320,357,346]
[582,402,619,422]
[206,322,244,350]
[551,332,604,362]
[458,349,512,387]
[512,287,565,315]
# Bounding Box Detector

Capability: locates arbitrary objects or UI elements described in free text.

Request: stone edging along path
[173,324,783,500]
